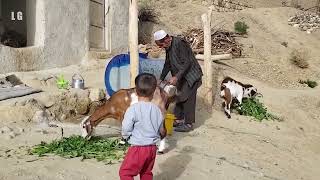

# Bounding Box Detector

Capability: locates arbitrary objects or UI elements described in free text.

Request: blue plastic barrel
[104,53,168,96]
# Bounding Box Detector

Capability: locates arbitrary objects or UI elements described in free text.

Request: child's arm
[159,123,167,139]
[121,107,135,140]
[158,113,167,139]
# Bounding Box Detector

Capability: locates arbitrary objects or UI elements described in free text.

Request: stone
[16,100,27,106]
[89,88,106,102]
[293,24,299,28]
[44,76,58,87]
[1,126,12,133]
[25,98,45,110]
[32,110,49,128]
[70,88,90,99]
[34,128,48,134]
[60,114,67,121]
[41,130,48,134]
[18,128,25,133]
[281,42,288,47]
[44,108,51,115]
[201,1,208,6]
[302,26,308,31]
[43,99,55,108]
[225,2,230,8]
[75,98,91,115]
[243,163,249,169]
[8,131,17,138]
[6,135,14,140]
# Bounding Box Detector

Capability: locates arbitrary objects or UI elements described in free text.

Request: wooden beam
[129,0,139,88]
[196,53,232,61]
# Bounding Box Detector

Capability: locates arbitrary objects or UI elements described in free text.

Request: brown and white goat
[220,77,259,119]
[80,83,176,153]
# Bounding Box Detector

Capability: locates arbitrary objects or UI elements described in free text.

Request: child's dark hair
[135,73,157,97]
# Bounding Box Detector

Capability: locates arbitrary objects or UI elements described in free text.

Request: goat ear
[250,90,257,97]
[243,84,253,88]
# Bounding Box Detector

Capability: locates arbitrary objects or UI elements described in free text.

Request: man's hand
[168,76,178,86]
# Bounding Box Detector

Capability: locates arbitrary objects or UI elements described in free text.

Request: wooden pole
[129,0,139,88]
[201,14,208,88]
[201,8,213,89]
[199,7,214,107]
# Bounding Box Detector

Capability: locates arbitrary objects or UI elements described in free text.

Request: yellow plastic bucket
[165,113,176,136]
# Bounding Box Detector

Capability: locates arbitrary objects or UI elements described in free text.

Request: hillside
[140,0,320,88]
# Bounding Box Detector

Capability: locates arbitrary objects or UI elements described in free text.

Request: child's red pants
[119,145,157,180]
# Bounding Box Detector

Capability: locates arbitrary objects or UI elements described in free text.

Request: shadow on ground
[154,146,194,180]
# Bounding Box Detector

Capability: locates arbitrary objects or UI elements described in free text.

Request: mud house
[0,0,129,74]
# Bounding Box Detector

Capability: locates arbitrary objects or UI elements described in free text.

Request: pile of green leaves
[236,98,280,122]
[299,79,318,88]
[56,74,69,89]
[234,21,249,35]
[30,135,129,164]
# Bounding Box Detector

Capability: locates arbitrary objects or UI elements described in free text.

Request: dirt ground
[1,1,320,180]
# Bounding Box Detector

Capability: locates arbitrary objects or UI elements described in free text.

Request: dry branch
[180,28,242,57]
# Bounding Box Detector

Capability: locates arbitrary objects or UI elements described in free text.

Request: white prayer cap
[154,30,167,41]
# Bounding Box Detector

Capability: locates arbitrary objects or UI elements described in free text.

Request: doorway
[89,0,110,52]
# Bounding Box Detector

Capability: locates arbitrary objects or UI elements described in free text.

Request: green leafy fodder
[234,21,249,35]
[236,98,281,122]
[30,135,129,164]
[299,79,318,88]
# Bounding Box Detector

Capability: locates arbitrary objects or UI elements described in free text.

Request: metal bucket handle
[159,80,177,95]
[159,80,168,88]
[72,73,84,81]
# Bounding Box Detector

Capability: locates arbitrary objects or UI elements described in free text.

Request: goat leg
[223,88,232,119]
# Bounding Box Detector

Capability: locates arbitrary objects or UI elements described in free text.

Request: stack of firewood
[179,28,242,57]
[138,44,163,58]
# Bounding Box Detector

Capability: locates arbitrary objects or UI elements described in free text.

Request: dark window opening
[0,0,35,48]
